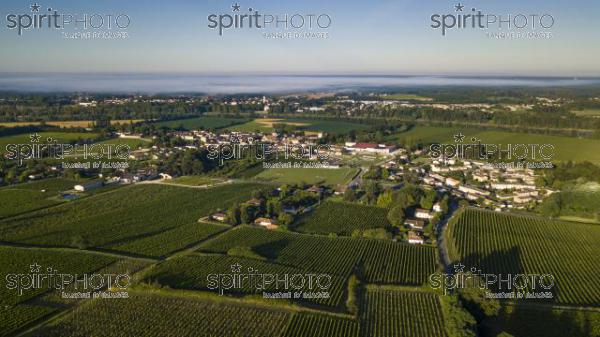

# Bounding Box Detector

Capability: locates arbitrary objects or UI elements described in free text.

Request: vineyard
[295,201,390,236]
[0,178,79,219]
[0,182,262,249]
[283,312,359,337]
[33,293,292,337]
[360,288,447,337]
[446,208,600,306]
[144,254,346,307]
[106,222,230,258]
[199,226,436,285]
[0,247,117,337]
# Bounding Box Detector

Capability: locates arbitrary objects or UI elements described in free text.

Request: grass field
[94,136,152,149]
[199,226,437,285]
[392,125,600,164]
[0,183,263,250]
[360,287,447,337]
[446,208,600,306]
[253,167,358,186]
[154,116,250,130]
[0,132,99,153]
[0,178,81,219]
[295,201,390,235]
[381,93,433,101]
[571,108,600,117]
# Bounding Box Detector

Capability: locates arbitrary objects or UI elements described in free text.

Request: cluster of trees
[226,185,321,227]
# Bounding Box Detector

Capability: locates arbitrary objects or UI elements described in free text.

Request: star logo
[231,263,242,273]
[30,263,41,273]
[31,3,41,12]
[232,3,241,12]
[30,133,41,143]
[455,3,465,11]
[453,263,465,273]
[453,133,465,143]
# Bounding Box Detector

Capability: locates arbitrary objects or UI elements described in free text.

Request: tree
[240,204,254,224]
[387,205,405,227]
[376,190,394,208]
[228,204,241,225]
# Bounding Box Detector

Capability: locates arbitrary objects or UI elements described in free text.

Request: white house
[407,231,424,244]
[415,208,434,220]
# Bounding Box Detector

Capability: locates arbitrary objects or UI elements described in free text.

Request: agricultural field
[446,208,600,306]
[93,136,152,149]
[481,304,600,337]
[144,254,347,307]
[0,182,263,250]
[380,93,432,101]
[0,178,80,219]
[295,201,390,235]
[254,167,358,186]
[391,125,600,164]
[199,226,437,285]
[154,116,250,130]
[283,312,359,337]
[571,108,600,117]
[360,287,447,337]
[0,247,117,337]
[230,118,371,134]
[106,222,230,258]
[0,120,142,128]
[31,292,292,337]
[164,175,226,186]
[0,131,99,154]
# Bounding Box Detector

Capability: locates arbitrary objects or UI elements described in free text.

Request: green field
[283,313,359,337]
[381,93,432,101]
[199,226,437,284]
[446,208,600,306]
[360,288,447,337]
[0,247,117,337]
[0,131,99,153]
[254,167,358,186]
[295,201,390,235]
[165,175,225,186]
[230,118,371,134]
[392,125,600,164]
[105,222,230,258]
[572,108,600,117]
[0,178,80,219]
[144,254,347,307]
[94,136,152,149]
[0,183,263,250]
[482,304,600,337]
[154,116,250,130]
[32,292,292,337]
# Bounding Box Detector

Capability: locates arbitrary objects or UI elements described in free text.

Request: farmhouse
[407,231,424,244]
[74,180,103,192]
[254,217,279,230]
[404,219,425,231]
[415,208,434,220]
[210,212,227,222]
[246,198,262,207]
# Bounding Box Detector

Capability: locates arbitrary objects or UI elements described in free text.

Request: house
[74,180,103,192]
[404,219,425,231]
[445,177,461,188]
[458,185,491,196]
[254,217,279,230]
[159,173,174,180]
[433,203,443,213]
[210,212,228,222]
[415,208,434,220]
[407,231,424,244]
[307,185,324,194]
[246,198,262,207]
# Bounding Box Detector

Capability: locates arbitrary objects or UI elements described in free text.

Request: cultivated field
[0,183,263,250]
[254,167,358,185]
[199,226,437,285]
[360,288,447,337]
[446,208,600,306]
[154,116,250,130]
[0,132,99,154]
[230,118,370,134]
[0,178,81,219]
[0,120,142,128]
[295,201,390,235]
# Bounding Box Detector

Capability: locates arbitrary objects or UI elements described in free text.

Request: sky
[0,0,599,76]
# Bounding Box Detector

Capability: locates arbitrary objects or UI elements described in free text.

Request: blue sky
[0,0,598,75]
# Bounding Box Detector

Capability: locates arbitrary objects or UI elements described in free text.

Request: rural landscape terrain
[0,86,599,337]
